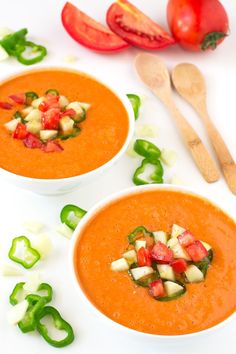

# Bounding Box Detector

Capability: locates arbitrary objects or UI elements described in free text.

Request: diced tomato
[13,123,28,139]
[45,93,60,108]
[61,108,76,118]
[186,240,208,262]
[171,259,187,273]
[23,133,42,149]
[9,93,25,105]
[151,241,174,264]
[137,247,151,267]
[38,101,50,112]
[178,230,195,247]
[149,279,165,297]
[0,101,13,110]
[41,140,64,153]
[42,108,61,129]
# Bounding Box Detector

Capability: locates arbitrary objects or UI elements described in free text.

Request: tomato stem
[201,31,227,50]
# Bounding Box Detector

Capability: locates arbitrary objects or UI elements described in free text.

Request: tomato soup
[74,190,236,335]
[0,69,129,179]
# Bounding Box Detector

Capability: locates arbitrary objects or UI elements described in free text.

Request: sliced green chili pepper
[8,236,40,269]
[18,294,46,333]
[0,28,28,55]
[36,306,75,348]
[60,204,87,230]
[45,89,59,96]
[10,282,53,305]
[155,281,186,302]
[194,250,213,277]
[59,127,81,141]
[133,158,164,185]
[13,111,24,122]
[127,94,141,120]
[134,139,161,160]
[16,41,47,65]
[10,282,26,305]
[127,226,153,245]
[25,91,38,105]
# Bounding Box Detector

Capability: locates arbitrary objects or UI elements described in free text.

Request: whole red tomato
[167,0,229,51]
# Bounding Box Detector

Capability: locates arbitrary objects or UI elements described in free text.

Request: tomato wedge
[106,0,175,50]
[137,247,151,267]
[24,133,42,149]
[151,241,174,264]
[149,279,165,298]
[61,2,129,53]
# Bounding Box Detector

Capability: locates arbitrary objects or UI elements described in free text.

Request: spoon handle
[166,100,220,183]
[196,104,236,194]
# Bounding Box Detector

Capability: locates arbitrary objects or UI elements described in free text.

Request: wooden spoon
[135,53,219,183]
[172,63,236,194]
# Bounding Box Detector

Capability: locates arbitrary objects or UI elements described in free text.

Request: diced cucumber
[26,120,42,134]
[135,124,159,138]
[4,118,21,132]
[200,240,212,251]
[157,264,175,281]
[0,44,9,61]
[111,258,129,272]
[126,139,139,158]
[59,116,74,133]
[161,149,178,167]
[164,281,184,297]
[135,240,146,251]
[77,102,91,111]
[23,272,42,293]
[31,233,53,259]
[31,97,45,108]
[40,130,58,141]
[130,266,154,280]
[66,102,84,119]
[171,224,185,238]
[123,250,137,264]
[56,223,73,239]
[0,264,24,276]
[185,265,204,283]
[21,106,34,118]
[171,242,191,261]
[22,220,44,234]
[59,95,69,108]
[24,109,42,122]
[153,231,168,245]
[7,300,28,325]
[167,237,178,248]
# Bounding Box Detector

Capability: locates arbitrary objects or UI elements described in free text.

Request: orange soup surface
[0,69,129,179]
[74,190,236,335]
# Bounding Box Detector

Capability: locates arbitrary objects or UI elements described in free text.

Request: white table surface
[0,1,236,353]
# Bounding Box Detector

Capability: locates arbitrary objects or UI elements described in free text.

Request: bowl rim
[69,183,236,340]
[0,66,135,182]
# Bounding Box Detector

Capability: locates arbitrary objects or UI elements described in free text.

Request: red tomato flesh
[42,141,64,153]
[9,93,25,105]
[13,123,28,139]
[38,101,50,112]
[137,247,151,267]
[167,0,229,51]
[151,241,174,264]
[46,94,60,109]
[42,108,61,130]
[178,230,195,247]
[24,133,42,149]
[149,279,165,297]
[61,2,129,53]
[106,0,175,50]
[171,259,188,273]
[0,101,13,110]
[186,240,208,262]
[61,108,76,118]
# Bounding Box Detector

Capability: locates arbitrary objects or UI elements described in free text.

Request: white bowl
[70,184,236,340]
[0,67,135,195]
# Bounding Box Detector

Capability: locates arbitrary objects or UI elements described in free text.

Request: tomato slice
[42,108,61,130]
[13,123,28,139]
[0,101,13,110]
[151,241,174,264]
[186,241,208,262]
[178,230,195,247]
[61,2,129,53]
[137,247,151,267]
[9,93,25,105]
[42,141,64,153]
[106,0,175,50]
[149,279,165,297]
[171,259,187,273]
[24,133,42,149]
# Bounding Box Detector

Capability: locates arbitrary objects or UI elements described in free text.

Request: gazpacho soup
[74,189,236,335]
[0,69,129,179]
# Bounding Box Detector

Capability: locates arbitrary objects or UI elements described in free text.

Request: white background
[0,0,236,353]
